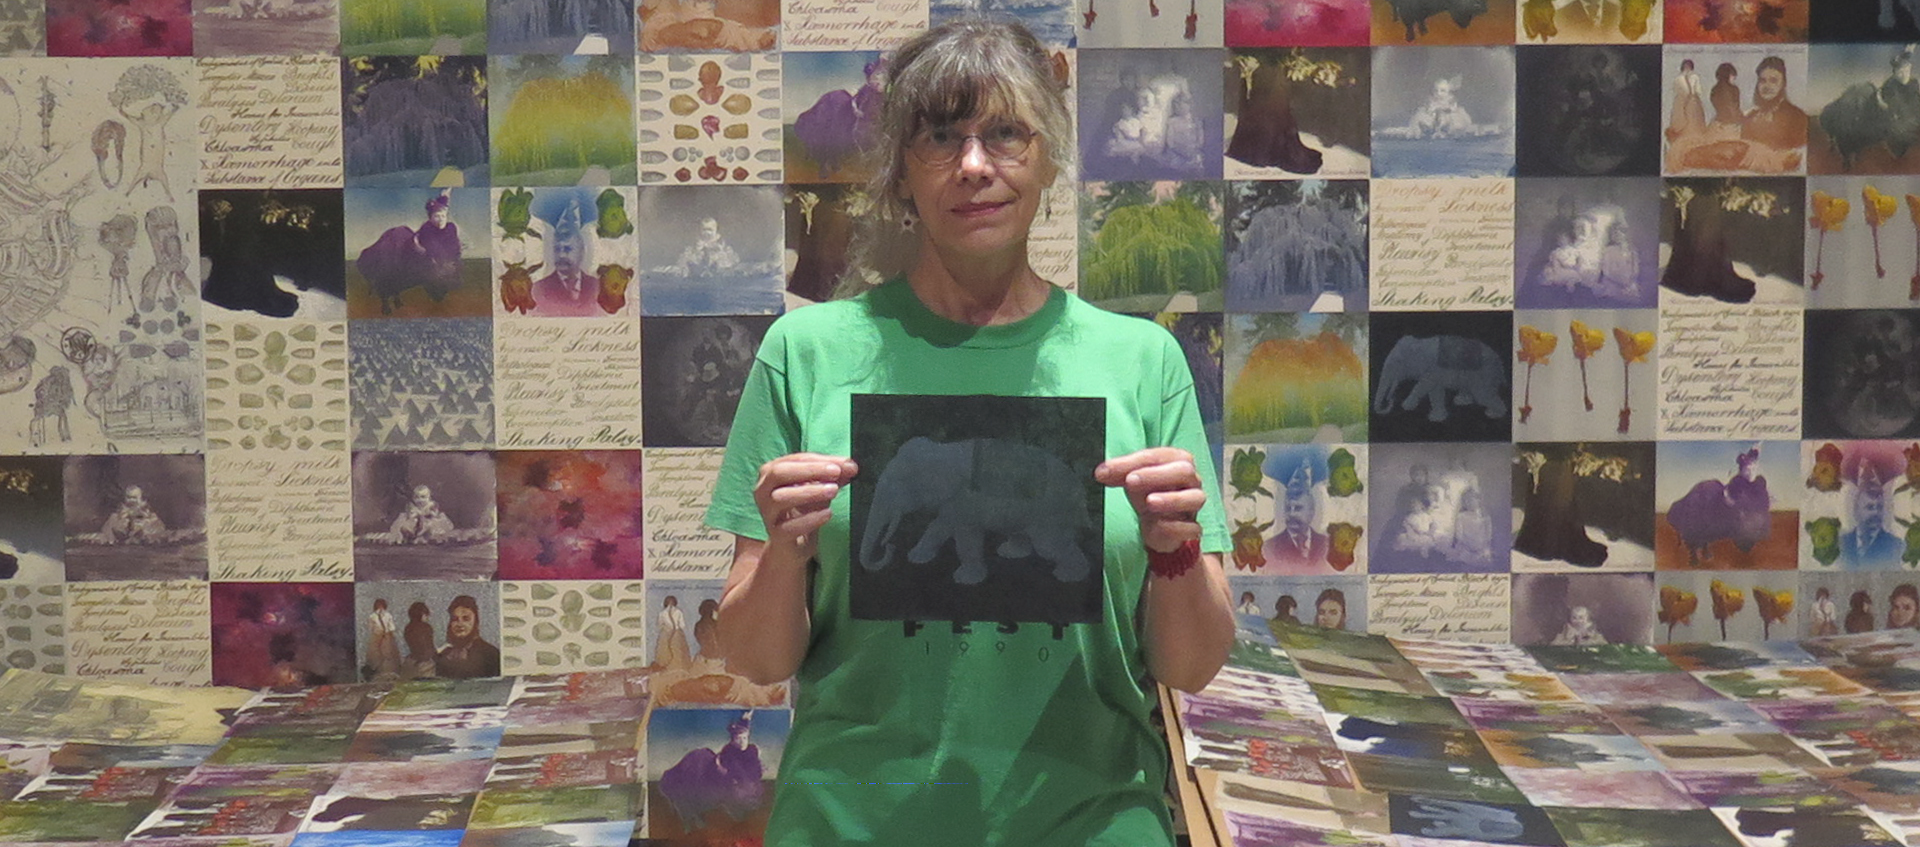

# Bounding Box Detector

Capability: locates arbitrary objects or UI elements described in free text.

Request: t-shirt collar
[873,277,1067,349]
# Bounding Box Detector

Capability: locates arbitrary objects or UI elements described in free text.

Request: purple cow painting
[1666,447,1772,566]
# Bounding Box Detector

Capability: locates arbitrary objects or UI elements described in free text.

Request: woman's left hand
[1096,447,1206,554]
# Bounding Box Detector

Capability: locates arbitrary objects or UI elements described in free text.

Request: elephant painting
[857,437,1095,587]
[1372,334,1508,423]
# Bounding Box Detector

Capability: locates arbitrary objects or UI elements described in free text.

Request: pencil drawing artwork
[0,61,203,455]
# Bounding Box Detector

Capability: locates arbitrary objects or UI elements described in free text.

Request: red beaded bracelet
[1146,538,1200,580]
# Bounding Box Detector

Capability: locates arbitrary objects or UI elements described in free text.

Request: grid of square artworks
[1,0,1919,706]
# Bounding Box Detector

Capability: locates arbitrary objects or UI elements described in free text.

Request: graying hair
[834,16,1075,296]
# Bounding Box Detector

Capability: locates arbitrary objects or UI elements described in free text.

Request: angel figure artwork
[1372,48,1516,178]
[1380,77,1503,142]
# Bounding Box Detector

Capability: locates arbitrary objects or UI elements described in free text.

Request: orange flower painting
[1807,190,1849,290]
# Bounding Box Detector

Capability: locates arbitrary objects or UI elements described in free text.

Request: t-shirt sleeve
[1153,332,1230,556]
[704,338,800,542]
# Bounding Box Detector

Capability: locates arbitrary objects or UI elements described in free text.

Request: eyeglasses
[908,121,1039,166]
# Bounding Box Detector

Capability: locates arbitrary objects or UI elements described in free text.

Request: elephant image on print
[1373,334,1508,423]
[849,392,1107,627]
[858,437,1094,587]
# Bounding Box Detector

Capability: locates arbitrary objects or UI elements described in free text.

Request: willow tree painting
[489,55,637,187]
[1225,312,1368,444]
[1226,179,1369,312]
[1078,180,1225,312]
[343,55,490,188]
[340,0,484,54]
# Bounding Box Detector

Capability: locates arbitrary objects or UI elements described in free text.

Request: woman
[356,191,463,314]
[1237,591,1261,615]
[1810,587,1839,637]
[693,598,726,662]
[1890,583,1920,630]
[1847,591,1876,634]
[403,601,436,674]
[655,595,692,671]
[1666,447,1770,566]
[1709,63,1742,126]
[1313,588,1347,630]
[1667,59,1707,142]
[705,17,1232,846]
[1273,594,1299,625]
[366,598,403,679]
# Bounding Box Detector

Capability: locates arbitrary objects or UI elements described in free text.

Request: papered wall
[0,0,1917,694]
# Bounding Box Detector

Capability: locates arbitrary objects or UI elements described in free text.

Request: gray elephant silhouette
[1373,334,1507,422]
[858,436,1092,586]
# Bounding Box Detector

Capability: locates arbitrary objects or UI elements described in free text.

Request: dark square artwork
[198,189,346,321]
[1808,0,1920,42]
[1515,44,1663,177]
[849,393,1105,627]
[1804,309,1920,440]
[1658,176,1805,306]
[1368,311,1514,443]
[639,315,773,448]
[0,457,62,582]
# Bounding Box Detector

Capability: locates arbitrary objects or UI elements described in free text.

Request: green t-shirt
[704,279,1228,847]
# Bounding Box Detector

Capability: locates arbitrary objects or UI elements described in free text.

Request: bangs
[893,50,1035,132]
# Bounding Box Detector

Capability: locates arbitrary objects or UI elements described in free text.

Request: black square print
[1369,311,1515,444]
[850,394,1106,627]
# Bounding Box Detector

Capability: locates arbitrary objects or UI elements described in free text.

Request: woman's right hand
[753,453,858,561]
